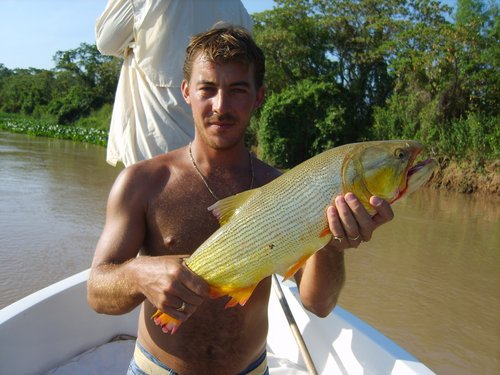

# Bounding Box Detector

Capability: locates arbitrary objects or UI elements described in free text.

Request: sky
[0,0,456,71]
[0,0,276,70]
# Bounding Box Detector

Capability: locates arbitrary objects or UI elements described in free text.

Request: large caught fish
[153,140,437,333]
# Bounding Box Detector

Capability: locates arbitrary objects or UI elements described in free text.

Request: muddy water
[338,188,499,374]
[0,131,121,306]
[1,131,498,374]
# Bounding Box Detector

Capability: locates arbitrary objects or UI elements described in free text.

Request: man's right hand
[139,256,210,323]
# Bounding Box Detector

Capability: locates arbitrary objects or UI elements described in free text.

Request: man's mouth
[209,122,233,127]
[207,114,237,125]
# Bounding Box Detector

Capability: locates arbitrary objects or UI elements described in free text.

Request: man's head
[183,26,265,89]
[181,26,265,150]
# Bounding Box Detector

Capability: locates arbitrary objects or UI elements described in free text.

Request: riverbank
[429,158,499,196]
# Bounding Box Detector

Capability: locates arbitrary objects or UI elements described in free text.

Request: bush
[257,79,348,168]
[373,93,499,161]
[75,103,113,130]
[48,86,95,125]
[437,114,500,160]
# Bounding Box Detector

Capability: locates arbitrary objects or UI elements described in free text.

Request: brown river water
[0,131,498,374]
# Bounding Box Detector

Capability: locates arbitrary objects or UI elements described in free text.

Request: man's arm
[87,166,208,321]
[95,0,134,56]
[295,193,394,317]
[87,165,150,314]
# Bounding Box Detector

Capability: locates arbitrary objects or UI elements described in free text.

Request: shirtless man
[87,26,394,375]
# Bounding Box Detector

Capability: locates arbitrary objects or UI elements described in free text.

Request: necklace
[188,142,254,201]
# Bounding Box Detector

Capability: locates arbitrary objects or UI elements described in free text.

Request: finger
[155,291,192,319]
[332,195,364,249]
[326,205,346,244]
[179,263,210,299]
[173,278,206,307]
[161,300,195,321]
[156,264,207,309]
[343,192,375,242]
[336,194,362,240]
[369,196,394,227]
[155,304,187,323]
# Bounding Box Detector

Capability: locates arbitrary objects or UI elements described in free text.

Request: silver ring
[176,301,186,312]
[348,234,361,241]
[333,235,344,243]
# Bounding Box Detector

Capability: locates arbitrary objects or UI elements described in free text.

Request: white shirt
[96,0,252,166]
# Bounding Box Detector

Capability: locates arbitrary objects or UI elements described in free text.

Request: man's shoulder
[116,147,188,191]
[126,147,187,175]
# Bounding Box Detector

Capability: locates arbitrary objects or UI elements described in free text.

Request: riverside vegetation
[0,0,498,195]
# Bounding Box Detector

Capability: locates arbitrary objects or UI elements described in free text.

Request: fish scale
[153,140,437,333]
[185,146,347,288]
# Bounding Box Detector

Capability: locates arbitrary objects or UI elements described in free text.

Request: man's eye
[232,87,248,94]
[199,87,216,95]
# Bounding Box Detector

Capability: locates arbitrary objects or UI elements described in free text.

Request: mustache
[207,113,237,123]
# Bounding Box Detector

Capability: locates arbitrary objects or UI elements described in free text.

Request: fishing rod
[271,274,318,375]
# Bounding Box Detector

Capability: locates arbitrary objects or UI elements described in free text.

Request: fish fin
[208,285,226,300]
[224,284,258,308]
[151,310,182,335]
[208,189,259,226]
[319,227,331,238]
[208,284,258,308]
[283,254,311,281]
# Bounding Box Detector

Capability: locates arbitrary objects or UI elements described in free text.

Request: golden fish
[153,140,437,333]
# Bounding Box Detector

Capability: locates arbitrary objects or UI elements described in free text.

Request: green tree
[453,0,499,116]
[252,0,334,93]
[374,0,499,160]
[0,68,55,115]
[53,43,120,108]
[258,79,348,168]
[47,86,95,125]
[252,0,419,150]
[45,43,121,124]
[0,43,120,126]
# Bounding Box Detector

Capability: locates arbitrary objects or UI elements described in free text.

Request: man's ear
[254,85,266,110]
[181,79,191,104]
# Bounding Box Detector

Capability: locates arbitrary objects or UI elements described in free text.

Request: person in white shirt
[96,0,252,166]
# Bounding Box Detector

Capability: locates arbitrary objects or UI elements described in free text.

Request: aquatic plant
[0,117,107,146]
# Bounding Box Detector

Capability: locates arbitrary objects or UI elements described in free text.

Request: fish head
[342,140,437,213]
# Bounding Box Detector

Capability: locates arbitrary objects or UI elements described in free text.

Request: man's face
[181,54,265,150]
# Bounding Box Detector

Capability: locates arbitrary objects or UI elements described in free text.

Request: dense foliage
[258,79,350,166]
[253,0,499,167]
[0,43,120,129]
[0,0,498,167]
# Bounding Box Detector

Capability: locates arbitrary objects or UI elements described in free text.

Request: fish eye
[394,148,405,159]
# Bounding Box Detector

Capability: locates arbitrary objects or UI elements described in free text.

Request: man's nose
[212,90,230,114]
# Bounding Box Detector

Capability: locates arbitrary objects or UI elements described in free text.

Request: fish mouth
[408,158,435,177]
[397,157,437,200]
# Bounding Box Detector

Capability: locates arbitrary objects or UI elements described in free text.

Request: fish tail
[151,309,182,334]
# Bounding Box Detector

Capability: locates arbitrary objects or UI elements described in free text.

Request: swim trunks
[127,341,269,375]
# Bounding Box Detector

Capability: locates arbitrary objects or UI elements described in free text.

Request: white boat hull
[0,270,435,374]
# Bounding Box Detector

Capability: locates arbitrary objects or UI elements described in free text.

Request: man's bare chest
[143,185,221,256]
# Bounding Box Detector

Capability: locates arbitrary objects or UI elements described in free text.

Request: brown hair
[183,26,265,88]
